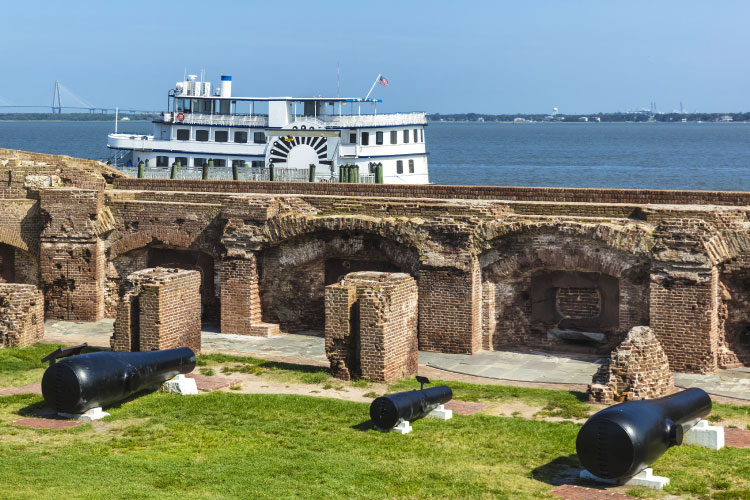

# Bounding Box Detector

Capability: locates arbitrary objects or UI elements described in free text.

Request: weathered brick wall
[2,149,750,374]
[556,287,602,318]
[113,177,750,207]
[325,272,418,382]
[0,284,45,348]
[589,326,675,404]
[111,268,201,353]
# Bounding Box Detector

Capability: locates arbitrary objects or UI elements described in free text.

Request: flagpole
[364,74,381,100]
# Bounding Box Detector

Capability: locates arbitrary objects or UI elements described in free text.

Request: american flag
[377,75,389,87]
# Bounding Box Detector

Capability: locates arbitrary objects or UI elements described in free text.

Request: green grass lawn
[0,346,748,499]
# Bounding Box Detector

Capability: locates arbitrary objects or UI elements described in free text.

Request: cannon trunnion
[42,347,197,414]
[576,388,712,481]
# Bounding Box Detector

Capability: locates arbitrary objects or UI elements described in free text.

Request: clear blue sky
[1,0,748,114]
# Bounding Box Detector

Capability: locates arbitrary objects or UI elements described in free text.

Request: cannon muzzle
[370,377,452,429]
[41,347,196,414]
[576,388,712,480]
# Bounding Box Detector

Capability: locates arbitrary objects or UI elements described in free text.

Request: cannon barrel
[42,348,196,414]
[370,385,452,429]
[576,388,712,480]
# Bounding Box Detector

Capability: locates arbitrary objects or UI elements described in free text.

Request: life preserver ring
[176,112,185,122]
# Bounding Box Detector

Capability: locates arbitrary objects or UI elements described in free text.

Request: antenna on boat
[337,61,340,98]
[114,107,118,134]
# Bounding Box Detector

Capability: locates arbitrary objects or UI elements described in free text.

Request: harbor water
[0,120,748,190]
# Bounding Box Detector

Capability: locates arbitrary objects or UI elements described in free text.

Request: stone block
[683,419,725,450]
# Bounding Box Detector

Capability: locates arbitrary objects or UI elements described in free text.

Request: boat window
[409,159,415,173]
[196,130,209,142]
[215,131,228,143]
[194,158,207,167]
[252,161,264,168]
[175,157,188,166]
[376,131,383,145]
[232,160,243,168]
[403,130,409,143]
[390,131,397,144]
[361,132,369,146]
[214,159,226,167]
[253,132,265,143]
[156,156,169,167]
[176,129,190,141]
[420,129,424,142]
[234,131,248,143]
[413,129,418,142]
[396,160,403,174]
[349,132,357,144]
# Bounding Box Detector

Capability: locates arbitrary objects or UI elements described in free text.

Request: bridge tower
[52,80,62,114]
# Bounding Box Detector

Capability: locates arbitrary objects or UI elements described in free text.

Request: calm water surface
[0,120,748,190]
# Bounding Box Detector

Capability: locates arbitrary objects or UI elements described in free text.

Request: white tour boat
[107,74,429,184]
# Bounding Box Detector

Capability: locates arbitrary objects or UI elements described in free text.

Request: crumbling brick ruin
[588,326,675,404]
[0,283,45,348]
[3,148,750,374]
[325,272,418,381]
[111,267,201,353]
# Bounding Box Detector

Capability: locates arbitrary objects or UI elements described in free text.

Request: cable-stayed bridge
[0,80,160,114]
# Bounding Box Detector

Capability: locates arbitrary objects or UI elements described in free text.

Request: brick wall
[113,178,750,207]
[0,284,45,348]
[418,262,482,354]
[556,287,602,319]
[325,272,418,382]
[111,268,201,353]
[589,326,675,404]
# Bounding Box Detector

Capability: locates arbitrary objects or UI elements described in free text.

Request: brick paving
[9,417,83,430]
[444,400,492,415]
[187,373,240,391]
[550,485,637,500]
[725,428,750,448]
[0,382,42,396]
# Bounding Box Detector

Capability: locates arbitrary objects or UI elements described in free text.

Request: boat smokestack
[220,75,232,98]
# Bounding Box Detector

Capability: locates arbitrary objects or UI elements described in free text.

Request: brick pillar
[418,258,482,354]
[482,281,496,350]
[649,266,719,373]
[220,254,280,336]
[324,282,358,380]
[39,189,105,321]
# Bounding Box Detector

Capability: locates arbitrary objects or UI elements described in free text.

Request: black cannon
[370,376,452,429]
[41,347,196,414]
[576,388,712,480]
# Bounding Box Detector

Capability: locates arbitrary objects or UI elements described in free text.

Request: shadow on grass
[530,454,582,487]
[17,388,157,419]
[351,420,376,432]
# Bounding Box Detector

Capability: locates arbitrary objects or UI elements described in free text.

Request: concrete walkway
[42,320,750,401]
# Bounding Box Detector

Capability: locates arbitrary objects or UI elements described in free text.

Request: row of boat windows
[352,129,423,146]
[175,129,266,143]
[154,156,264,168]
[171,128,423,145]
[151,156,416,173]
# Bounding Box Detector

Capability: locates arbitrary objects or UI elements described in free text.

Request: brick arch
[255,214,427,256]
[255,217,424,332]
[109,229,221,258]
[476,220,655,265]
[0,228,36,254]
[477,221,653,354]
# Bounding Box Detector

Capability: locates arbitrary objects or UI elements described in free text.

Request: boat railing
[117,166,375,183]
[319,112,427,128]
[165,113,269,127]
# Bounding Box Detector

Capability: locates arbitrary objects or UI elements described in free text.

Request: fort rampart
[2,148,750,373]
